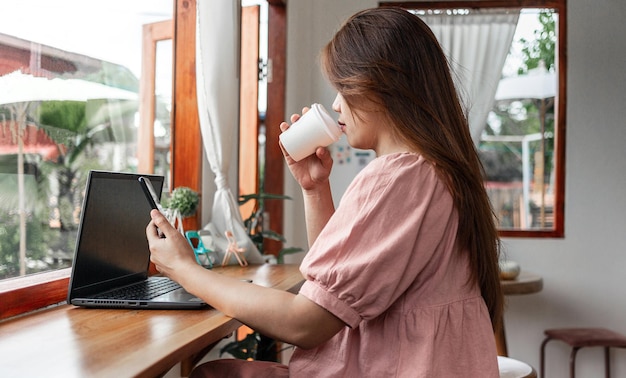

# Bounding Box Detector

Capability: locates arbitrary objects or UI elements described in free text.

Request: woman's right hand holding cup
[279,108,334,191]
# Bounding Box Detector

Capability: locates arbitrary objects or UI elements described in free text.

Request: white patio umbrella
[495,66,556,101]
[0,70,137,275]
[0,71,137,105]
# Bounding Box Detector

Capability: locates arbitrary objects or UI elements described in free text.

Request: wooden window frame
[0,269,70,320]
[239,5,261,220]
[0,0,188,320]
[263,0,287,253]
[1,0,566,320]
[1,0,289,320]
[384,0,567,238]
[137,19,173,174]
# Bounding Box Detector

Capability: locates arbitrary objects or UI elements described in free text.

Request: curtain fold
[419,9,520,144]
[195,0,264,264]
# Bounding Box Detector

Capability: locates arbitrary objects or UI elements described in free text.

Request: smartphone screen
[139,176,164,212]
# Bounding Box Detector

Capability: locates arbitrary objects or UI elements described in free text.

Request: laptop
[67,170,207,309]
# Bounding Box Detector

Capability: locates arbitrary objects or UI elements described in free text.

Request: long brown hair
[321,7,503,329]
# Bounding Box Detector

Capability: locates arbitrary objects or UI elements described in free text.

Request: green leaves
[164,187,199,218]
[517,11,556,74]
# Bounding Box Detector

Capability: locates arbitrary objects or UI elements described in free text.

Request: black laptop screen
[68,171,164,296]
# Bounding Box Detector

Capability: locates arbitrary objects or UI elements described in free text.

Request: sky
[503,10,545,77]
[0,0,173,93]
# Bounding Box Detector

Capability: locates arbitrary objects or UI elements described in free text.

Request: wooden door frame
[239,5,261,221]
[172,0,286,245]
[172,0,202,230]
[263,0,287,253]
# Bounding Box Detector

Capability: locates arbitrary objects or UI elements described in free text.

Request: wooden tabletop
[0,264,304,378]
[501,271,543,296]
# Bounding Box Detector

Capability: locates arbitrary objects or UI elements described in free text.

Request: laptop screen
[68,171,164,297]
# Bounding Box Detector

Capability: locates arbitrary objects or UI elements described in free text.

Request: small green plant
[163,186,199,217]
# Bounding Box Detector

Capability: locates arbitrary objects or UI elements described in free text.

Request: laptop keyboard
[100,279,182,300]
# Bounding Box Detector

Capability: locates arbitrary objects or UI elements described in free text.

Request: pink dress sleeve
[299,153,458,328]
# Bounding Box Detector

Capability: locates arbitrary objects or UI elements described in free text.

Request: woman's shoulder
[367,151,429,169]
[356,152,437,183]
[342,151,446,207]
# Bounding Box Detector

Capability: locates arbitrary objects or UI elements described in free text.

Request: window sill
[0,268,70,321]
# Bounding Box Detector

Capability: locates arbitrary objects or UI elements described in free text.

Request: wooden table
[496,271,543,356]
[0,264,304,378]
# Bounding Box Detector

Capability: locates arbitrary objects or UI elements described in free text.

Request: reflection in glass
[0,1,172,279]
[480,9,558,231]
[153,39,173,191]
[414,6,560,232]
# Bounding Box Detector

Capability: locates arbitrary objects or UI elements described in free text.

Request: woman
[147,7,502,377]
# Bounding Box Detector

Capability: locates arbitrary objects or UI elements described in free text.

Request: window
[0,0,276,320]
[0,0,173,319]
[384,1,566,237]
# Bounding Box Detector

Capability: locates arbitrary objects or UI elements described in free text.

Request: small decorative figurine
[222,230,248,267]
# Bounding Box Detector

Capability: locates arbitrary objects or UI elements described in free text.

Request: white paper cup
[279,103,342,161]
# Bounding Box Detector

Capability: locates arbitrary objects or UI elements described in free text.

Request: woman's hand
[146,209,198,282]
[279,108,334,191]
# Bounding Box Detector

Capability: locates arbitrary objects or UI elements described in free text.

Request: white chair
[498,356,537,378]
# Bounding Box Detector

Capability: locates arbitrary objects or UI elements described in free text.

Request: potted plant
[218,188,303,361]
[162,186,199,233]
[238,192,303,264]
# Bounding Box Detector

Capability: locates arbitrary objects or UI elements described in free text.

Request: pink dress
[289,153,499,377]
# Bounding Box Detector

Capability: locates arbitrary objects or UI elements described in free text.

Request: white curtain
[419,9,520,144]
[195,0,263,264]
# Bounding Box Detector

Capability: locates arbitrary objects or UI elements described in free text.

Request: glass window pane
[154,39,173,184]
[406,2,564,236]
[0,0,172,279]
[479,9,558,231]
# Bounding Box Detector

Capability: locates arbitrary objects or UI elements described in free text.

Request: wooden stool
[540,328,626,378]
[498,356,537,378]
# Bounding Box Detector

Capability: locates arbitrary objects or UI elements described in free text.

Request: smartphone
[139,176,165,237]
[139,176,164,212]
